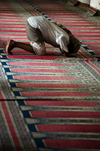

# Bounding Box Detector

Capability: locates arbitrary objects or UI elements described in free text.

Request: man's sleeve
[58,36,69,53]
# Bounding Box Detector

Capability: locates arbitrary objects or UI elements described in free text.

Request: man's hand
[62,50,77,57]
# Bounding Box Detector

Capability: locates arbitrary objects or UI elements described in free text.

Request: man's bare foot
[6,39,15,54]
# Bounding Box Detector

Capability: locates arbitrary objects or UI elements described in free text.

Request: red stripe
[0,37,27,40]
[10,68,72,73]
[0,30,25,32]
[20,91,94,97]
[0,34,26,36]
[0,8,16,9]
[78,51,88,59]
[3,50,60,54]
[85,60,100,74]
[78,38,100,41]
[3,50,32,53]
[89,6,97,12]
[0,26,25,28]
[0,11,16,13]
[0,15,22,17]
[36,124,100,133]
[0,20,25,23]
[67,27,100,30]
[95,52,100,55]
[25,100,100,107]
[8,55,62,59]
[0,18,24,20]
[74,0,77,2]
[75,35,100,37]
[16,83,86,88]
[0,101,23,151]
[30,111,100,118]
[7,62,65,66]
[13,75,77,80]
[73,31,100,34]
[89,46,100,50]
[65,25,98,27]
[0,22,24,24]
[46,14,78,16]
[53,18,88,20]
[59,21,96,24]
[83,42,100,44]
[42,10,70,11]
[0,92,4,99]
[45,139,100,149]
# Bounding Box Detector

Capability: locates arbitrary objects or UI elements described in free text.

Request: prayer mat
[0,57,100,100]
[84,6,98,17]
[1,100,100,151]
[0,0,100,150]
[67,0,78,6]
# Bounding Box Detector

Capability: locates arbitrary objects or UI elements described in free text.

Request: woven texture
[0,0,100,150]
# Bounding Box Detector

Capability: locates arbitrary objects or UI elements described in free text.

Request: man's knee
[31,42,46,56]
[36,49,46,56]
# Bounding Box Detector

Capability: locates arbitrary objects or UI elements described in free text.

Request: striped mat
[0,0,100,150]
[0,0,100,100]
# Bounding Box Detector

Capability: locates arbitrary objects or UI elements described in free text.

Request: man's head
[67,41,81,54]
[68,34,81,54]
[67,43,74,54]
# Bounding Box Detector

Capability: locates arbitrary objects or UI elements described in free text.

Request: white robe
[27,16,70,52]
